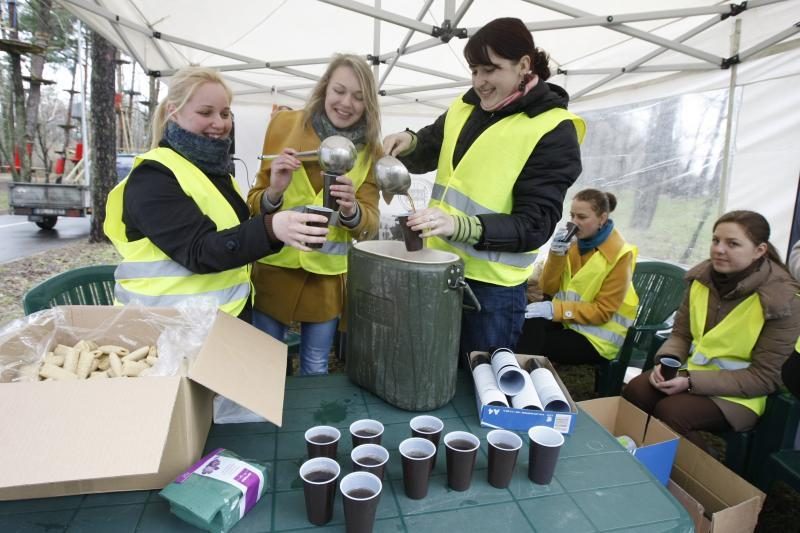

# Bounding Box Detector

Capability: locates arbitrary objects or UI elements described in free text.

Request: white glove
[549,227,573,256]
[525,301,554,320]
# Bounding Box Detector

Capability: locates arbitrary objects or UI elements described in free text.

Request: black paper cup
[399,437,436,499]
[410,415,443,469]
[341,471,382,533]
[487,429,523,489]
[444,431,480,491]
[300,457,341,526]
[659,357,681,381]
[323,172,339,211]
[350,419,384,447]
[397,214,423,252]
[305,425,341,459]
[303,205,333,249]
[528,426,564,485]
[351,444,389,480]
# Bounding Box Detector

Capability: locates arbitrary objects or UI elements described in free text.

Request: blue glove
[549,227,573,256]
[525,301,554,320]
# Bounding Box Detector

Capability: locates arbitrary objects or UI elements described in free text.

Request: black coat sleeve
[122,162,282,274]
[398,111,448,174]
[476,120,582,253]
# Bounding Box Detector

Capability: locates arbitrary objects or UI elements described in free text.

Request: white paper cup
[490,348,527,396]
[473,363,510,407]
[510,372,542,410]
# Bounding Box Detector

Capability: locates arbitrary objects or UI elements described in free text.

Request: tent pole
[373,0,380,80]
[719,18,742,216]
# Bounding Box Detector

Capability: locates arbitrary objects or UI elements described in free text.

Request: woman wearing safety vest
[382,17,584,357]
[105,67,326,322]
[780,239,800,400]
[624,210,800,451]
[246,54,381,375]
[516,189,638,366]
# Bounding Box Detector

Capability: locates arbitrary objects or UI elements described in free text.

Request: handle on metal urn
[447,266,482,312]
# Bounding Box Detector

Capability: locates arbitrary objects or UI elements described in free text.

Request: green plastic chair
[22,264,118,315]
[595,260,687,397]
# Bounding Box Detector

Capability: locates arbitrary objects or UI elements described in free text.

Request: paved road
[0,214,92,264]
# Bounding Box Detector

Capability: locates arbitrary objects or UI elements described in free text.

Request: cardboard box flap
[189,311,286,426]
[0,378,179,489]
[672,438,765,513]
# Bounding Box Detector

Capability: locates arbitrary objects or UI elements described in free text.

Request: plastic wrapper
[0,298,218,382]
[213,395,267,424]
[160,448,270,533]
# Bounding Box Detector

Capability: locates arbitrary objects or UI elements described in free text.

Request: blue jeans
[252,311,338,375]
[459,280,527,358]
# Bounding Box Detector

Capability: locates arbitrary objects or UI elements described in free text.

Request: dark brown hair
[573,188,617,216]
[714,210,787,269]
[463,17,551,80]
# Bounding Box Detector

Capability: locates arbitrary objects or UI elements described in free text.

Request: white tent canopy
[59,0,800,262]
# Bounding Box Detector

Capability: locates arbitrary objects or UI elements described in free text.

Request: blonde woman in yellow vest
[246,54,381,375]
[781,239,800,400]
[624,211,800,452]
[105,67,326,322]
[382,18,584,358]
[517,189,638,371]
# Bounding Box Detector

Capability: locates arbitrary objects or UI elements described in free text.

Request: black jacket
[121,145,284,320]
[400,80,582,253]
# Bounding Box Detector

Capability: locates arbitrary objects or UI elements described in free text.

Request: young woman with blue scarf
[517,189,639,366]
[105,67,326,323]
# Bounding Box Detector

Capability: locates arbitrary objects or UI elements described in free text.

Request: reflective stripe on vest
[257,147,372,275]
[687,281,766,416]
[559,238,639,360]
[427,98,585,287]
[103,148,252,316]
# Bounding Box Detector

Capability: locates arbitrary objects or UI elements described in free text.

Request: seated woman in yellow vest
[624,210,800,451]
[516,189,638,366]
[781,239,800,400]
[382,17,584,358]
[246,54,381,375]
[105,67,326,322]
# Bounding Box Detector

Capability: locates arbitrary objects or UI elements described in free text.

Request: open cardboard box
[579,396,680,485]
[669,438,765,533]
[468,352,578,433]
[0,305,287,500]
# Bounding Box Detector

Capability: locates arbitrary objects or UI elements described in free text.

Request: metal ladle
[374,155,412,206]
[258,135,358,174]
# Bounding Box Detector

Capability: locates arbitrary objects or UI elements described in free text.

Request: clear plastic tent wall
[58,0,800,264]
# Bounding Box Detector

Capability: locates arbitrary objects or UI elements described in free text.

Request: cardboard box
[0,305,287,500]
[578,396,680,485]
[469,352,578,434]
[669,438,765,533]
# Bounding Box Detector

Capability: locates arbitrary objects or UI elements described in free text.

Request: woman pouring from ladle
[382,17,585,358]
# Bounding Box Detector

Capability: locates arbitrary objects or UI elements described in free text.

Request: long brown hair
[463,17,551,80]
[714,210,788,270]
[149,66,232,149]
[303,53,383,164]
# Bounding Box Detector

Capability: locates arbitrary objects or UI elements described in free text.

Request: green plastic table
[0,372,693,532]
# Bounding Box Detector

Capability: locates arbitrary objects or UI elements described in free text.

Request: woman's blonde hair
[303,53,383,163]
[150,66,233,149]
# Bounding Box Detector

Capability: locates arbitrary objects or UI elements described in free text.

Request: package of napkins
[160,448,269,533]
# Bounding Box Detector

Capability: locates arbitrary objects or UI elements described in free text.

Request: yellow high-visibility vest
[555,241,639,360]
[257,148,372,275]
[104,147,251,316]
[427,98,585,286]
[687,281,766,416]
